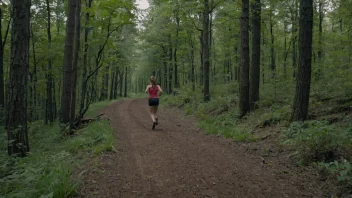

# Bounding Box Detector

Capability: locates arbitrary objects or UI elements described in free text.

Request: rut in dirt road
[80,98,327,198]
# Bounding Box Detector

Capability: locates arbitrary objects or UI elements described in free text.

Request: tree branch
[209,1,222,13]
[2,17,11,49]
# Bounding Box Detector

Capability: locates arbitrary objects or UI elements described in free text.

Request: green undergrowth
[85,93,145,118]
[162,78,352,190]
[0,101,115,198]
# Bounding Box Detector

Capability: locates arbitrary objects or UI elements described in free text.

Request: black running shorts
[148,98,159,106]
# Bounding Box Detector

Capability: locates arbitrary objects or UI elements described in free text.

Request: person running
[145,76,162,129]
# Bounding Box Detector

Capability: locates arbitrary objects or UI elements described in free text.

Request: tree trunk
[162,46,168,92]
[203,0,210,102]
[119,67,123,97]
[317,0,323,78]
[70,0,81,128]
[114,67,119,99]
[199,30,203,86]
[124,67,127,97]
[80,0,92,115]
[292,0,313,121]
[60,0,77,125]
[110,68,115,100]
[168,36,173,94]
[0,7,4,114]
[270,9,276,74]
[45,0,54,124]
[6,0,31,157]
[174,11,180,89]
[30,25,38,120]
[239,0,250,117]
[250,0,261,110]
[190,35,195,91]
[292,0,298,78]
[101,65,109,100]
[0,7,10,123]
[0,7,4,123]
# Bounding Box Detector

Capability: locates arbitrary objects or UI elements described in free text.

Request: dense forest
[0,0,351,197]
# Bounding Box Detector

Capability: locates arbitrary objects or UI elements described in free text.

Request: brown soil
[78,98,333,198]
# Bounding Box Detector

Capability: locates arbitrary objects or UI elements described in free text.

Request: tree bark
[168,35,173,94]
[317,0,324,78]
[119,67,123,97]
[203,0,210,102]
[101,65,109,100]
[292,0,298,78]
[0,7,4,113]
[80,0,92,112]
[30,25,38,120]
[270,9,276,74]
[250,0,261,110]
[114,67,119,98]
[6,0,31,156]
[189,34,195,91]
[174,10,180,89]
[60,0,77,125]
[110,68,115,100]
[0,7,11,122]
[70,0,81,128]
[124,67,127,97]
[292,0,313,121]
[239,0,250,117]
[45,0,54,124]
[199,29,203,86]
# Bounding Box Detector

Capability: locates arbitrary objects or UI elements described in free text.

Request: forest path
[79,98,327,198]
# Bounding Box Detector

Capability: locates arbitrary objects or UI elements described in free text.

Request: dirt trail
[79,98,329,198]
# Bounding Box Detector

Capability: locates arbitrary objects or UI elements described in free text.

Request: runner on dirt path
[145,76,162,129]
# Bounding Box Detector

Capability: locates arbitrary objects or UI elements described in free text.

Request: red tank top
[149,85,159,98]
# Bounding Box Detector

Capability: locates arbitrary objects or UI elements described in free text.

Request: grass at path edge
[0,96,143,198]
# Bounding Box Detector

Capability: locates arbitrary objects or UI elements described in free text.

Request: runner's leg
[155,106,159,124]
[154,106,158,125]
[149,106,155,123]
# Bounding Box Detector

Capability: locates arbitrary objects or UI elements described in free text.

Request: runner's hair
[150,76,157,86]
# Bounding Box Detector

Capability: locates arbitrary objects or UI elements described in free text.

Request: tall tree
[80,0,92,116]
[0,7,4,114]
[316,0,324,78]
[291,0,313,121]
[239,0,250,117]
[6,0,31,156]
[203,0,210,102]
[45,0,54,124]
[174,8,180,89]
[250,0,261,110]
[269,4,276,74]
[70,0,81,128]
[291,0,298,78]
[0,6,11,121]
[60,0,77,125]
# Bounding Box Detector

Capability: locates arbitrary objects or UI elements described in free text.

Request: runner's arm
[145,85,150,93]
[157,85,162,92]
[157,85,162,95]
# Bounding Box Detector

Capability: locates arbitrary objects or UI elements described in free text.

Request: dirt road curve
[79,98,328,198]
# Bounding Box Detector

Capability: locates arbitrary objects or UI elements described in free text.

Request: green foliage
[282,121,352,164]
[65,120,114,155]
[318,160,352,190]
[85,100,116,117]
[163,85,254,142]
[0,117,114,197]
